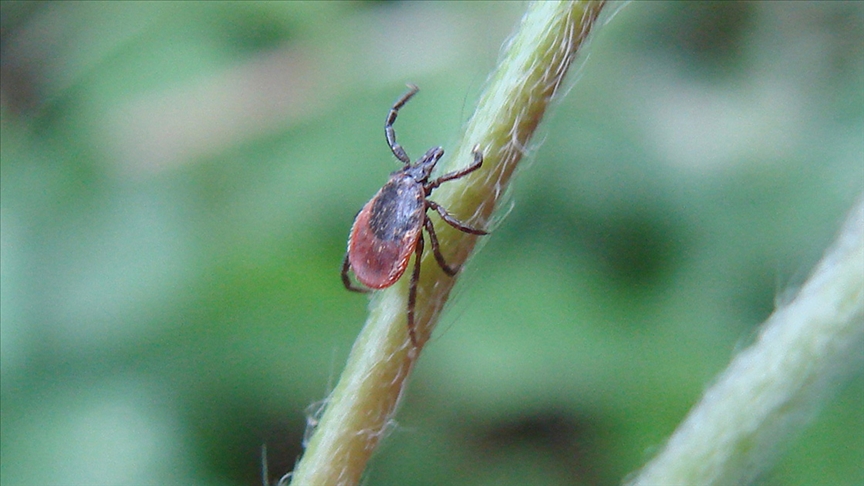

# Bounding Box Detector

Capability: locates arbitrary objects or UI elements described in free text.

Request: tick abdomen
[349,175,423,289]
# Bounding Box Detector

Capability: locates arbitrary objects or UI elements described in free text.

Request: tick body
[342,85,487,346]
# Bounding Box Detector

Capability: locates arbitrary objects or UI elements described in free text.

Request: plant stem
[628,195,864,486]
[288,2,607,485]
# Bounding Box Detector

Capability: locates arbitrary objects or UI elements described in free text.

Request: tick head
[405,147,444,182]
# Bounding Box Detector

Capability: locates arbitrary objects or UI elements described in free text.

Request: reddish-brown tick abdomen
[348,174,425,289]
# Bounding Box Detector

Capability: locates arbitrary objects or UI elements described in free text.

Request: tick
[341,84,488,346]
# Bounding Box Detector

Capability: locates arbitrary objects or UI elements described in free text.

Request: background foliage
[1,2,862,485]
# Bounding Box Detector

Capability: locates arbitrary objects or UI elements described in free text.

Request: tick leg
[406,232,423,347]
[424,217,458,276]
[427,145,483,190]
[385,84,419,165]
[427,200,488,235]
[342,252,370,293]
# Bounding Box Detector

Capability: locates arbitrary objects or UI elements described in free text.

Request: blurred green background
[1,2,862,485]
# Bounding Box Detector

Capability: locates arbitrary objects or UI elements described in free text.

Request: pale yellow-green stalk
[288,2,607,485]
[628,195,864,486]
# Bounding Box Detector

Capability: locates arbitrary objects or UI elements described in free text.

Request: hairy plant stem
[288,2,607,485]
[628,195,864,486]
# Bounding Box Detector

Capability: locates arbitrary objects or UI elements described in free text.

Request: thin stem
[288,2,607,485]
[628,195,864,486]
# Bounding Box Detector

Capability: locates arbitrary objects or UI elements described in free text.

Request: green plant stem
[628,195,864,486]
[288,2,607,485]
